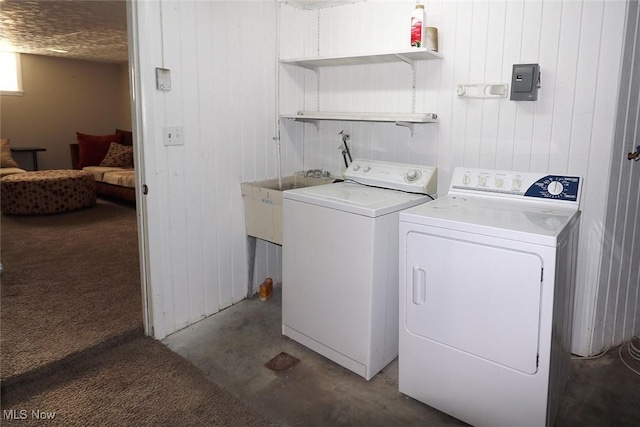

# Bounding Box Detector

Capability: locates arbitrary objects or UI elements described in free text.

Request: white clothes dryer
[282,159,437,380]
[398,167,582,427]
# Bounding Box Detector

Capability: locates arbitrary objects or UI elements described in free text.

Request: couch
[70,129,136,204]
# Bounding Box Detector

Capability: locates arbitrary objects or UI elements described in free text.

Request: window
[0,51,23,95]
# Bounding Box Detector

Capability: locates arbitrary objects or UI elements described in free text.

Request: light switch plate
[163,126,184,146]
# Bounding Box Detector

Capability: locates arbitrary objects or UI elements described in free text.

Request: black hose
[344,139,353,163]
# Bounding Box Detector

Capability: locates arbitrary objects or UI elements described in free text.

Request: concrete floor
[164,285,640,426]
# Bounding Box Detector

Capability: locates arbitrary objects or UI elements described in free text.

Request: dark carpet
[0,199,277,426]
[1,200,143,381]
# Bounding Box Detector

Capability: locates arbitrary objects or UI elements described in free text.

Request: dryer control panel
[450,168,582,205]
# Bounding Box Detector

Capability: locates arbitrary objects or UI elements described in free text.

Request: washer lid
[283,182,430,217]
[399,194,580,245]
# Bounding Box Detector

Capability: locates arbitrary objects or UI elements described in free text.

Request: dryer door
[404,231,543,374]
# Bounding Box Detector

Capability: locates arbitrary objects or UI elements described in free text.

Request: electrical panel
[510,64,540,101]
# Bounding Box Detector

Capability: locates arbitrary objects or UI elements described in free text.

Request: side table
[10,147,46,170]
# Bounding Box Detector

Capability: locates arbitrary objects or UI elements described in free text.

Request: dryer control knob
[363,166,371,173]
[353,164,361,171]
[548,181,564,196]
[462,174,471,185]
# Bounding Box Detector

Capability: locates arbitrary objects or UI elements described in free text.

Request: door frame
[126,0,153,336]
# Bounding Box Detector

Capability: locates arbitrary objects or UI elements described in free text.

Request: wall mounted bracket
[457,83,508,99]
[396,121,416,135]
[395,53,416,70]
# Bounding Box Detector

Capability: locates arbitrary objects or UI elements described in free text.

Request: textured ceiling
[0,0,366,63]
[0,0,128,63]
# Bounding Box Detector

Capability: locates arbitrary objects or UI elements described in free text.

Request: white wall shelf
[280,48,443,70]
[280,34,443,133]
[281,112,438,135]
[281,111,437,123]
[282,0,366,9]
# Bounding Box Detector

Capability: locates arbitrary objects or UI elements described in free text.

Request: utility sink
[241,174,335,245]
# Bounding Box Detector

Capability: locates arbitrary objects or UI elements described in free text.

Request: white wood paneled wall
[594,0,640,354]
[133,0,278,339]
[278,0,630,356]
[131,0,636,350]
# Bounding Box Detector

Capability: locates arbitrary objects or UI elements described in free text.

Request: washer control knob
[512,178,522,190]
[548,181,564,196]
[363,166,371,173]
[406,169,421,182]
[478,176,488,186]
[462,174,471,185]
[353,164,360,171]
[495,178,504,188]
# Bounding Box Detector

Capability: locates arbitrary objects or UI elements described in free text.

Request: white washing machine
[282,159,437,380]
[398,167,582,427]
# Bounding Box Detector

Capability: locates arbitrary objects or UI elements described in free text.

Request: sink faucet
[304,169,323,178]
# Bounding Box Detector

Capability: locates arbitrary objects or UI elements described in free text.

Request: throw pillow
[100,142,134,168]
[1,138,20,168]
[76,132,123,168]
[115,129,133,146]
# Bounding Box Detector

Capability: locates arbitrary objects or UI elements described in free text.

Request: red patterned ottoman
[1,170,96,215]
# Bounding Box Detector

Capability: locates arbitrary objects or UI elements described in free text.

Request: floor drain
[264,352,300,372]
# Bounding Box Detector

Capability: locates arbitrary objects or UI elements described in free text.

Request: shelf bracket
[295,118,320,130]
[394,53,416,70]
[287,62,319,74]
[396,121,415,136]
